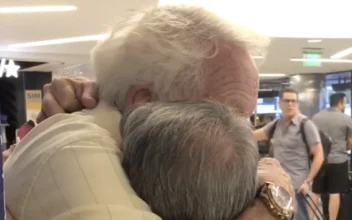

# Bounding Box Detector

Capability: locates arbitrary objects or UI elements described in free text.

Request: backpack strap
[300,118,311,168]
[267,119,279,140]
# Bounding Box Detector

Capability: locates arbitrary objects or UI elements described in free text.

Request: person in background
[311,93,352,220]
[2,120,35,162]
[4,5,295,220]
[254,88,324,220]
[17,120,35,140]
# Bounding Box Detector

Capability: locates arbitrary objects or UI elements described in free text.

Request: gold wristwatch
[258,182,294,220]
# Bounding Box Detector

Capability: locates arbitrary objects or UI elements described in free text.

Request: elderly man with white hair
[4,5,295,220]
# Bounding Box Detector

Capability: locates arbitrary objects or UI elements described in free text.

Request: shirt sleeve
[303,120,321,149]
[5,137,161,220]
[34,141,161,220]
[262,120,278,138]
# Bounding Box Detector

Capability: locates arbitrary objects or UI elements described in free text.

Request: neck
[332,106,342,112]
[283,117,292,122]
[283,114,295,123]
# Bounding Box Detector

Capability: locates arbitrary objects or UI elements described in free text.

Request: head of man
[279,88,299,119]
[120,101,259,220]
[92,5,269,116]
[330,93,347,112]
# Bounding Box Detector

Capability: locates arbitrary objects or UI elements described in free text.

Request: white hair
[92,5,269,111]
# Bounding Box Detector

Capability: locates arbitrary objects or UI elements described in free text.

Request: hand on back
[238,158,296,220]
[37,77,99,123]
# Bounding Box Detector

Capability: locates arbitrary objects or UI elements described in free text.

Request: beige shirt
[4,102,161,220]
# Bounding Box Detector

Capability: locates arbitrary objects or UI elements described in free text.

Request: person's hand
[298,181,310,195]
[37,77,98,123]
[257,158,295,198]
[237,158,296,220]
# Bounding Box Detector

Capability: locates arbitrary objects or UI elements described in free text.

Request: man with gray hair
[120,101,259,220]
[4,4,295,220]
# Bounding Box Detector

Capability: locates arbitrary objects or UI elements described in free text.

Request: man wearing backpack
[254,88,325,220]
[311,93,352,220]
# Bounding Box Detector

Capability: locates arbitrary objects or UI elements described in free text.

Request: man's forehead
[282,92,298,99]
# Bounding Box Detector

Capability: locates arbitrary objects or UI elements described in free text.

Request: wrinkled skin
[203,42,259,117]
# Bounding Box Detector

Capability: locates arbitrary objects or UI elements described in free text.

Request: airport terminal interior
[1,0,352,220]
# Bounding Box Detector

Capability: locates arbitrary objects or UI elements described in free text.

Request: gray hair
[92,5,269,111]
[120,101,259,220]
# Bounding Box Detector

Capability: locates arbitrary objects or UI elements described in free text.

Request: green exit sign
[303,53,321,67]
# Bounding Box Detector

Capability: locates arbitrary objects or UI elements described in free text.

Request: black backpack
[268,118,332,167]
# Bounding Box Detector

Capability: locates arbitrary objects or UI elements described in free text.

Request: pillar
[289,74,326,117]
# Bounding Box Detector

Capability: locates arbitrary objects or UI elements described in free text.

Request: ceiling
[260,38,352,75]
[1,0,352,78]
[0,0,158,67]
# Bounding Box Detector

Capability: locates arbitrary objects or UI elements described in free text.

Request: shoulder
[304,119,317,128]
[299,115,318,131]
[296,114,309,124]
[342,113,352,120]
[5,113,120,172]
[20,113,117,151]
[4,113,123,219]
[312,110,325,120]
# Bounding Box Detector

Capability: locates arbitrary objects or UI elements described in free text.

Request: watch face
[271,185,293,210]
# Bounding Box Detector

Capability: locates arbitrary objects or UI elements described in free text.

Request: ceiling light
[307,39,322,43]
[0,5,77,14]
[252,56,264,59]
[330,47,352,59]
[158,0,352,38]
[8,34,109,48]
[290,58,352,63]
[259,73,286,77]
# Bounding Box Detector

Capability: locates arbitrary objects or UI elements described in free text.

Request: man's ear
[126,86,153,106]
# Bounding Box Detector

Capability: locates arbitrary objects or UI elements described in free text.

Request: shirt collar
[328,107,341,112]
[280,113,300,126]
[82,101,122,143]
[291,114,300,126]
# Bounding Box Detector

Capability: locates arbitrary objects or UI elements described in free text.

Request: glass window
[324,71,351,116]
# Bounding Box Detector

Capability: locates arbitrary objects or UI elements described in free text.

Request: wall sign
[0,58,20,78]
[25,90,42,121]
